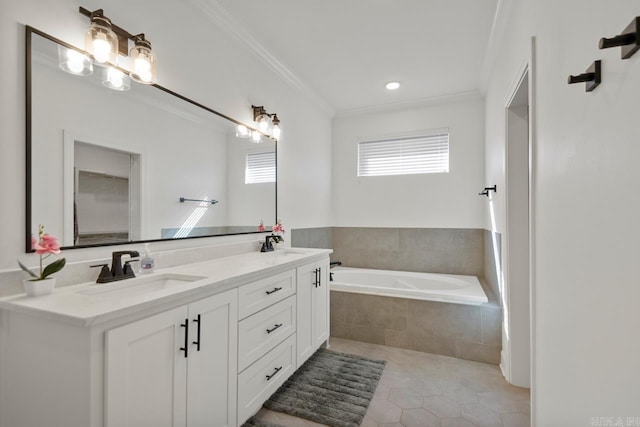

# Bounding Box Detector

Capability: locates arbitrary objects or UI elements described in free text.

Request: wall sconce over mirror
[56,6,158,90]
[235,105,282,143]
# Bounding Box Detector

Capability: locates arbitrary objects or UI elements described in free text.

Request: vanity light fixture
[251,130,262,143]
[235,124,251,138]
[251,105,282,140]
[79,6,158,85]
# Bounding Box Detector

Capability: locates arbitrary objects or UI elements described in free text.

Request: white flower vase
[23,277,56,297]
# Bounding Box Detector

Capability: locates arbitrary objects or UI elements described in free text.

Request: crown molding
[478,0,514,94]
[334,90,484,118]
[188,0,335,117]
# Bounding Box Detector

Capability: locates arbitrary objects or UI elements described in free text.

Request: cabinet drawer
[238,269,296,319]
[238,295,296,372]
[237,334,296,425]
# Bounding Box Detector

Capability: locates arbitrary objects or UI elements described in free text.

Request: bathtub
[330,267,488,305]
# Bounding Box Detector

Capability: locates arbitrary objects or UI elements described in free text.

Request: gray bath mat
[263,348,386,427]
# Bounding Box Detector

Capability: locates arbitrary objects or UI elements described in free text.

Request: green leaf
[18,260,38,279]
[41,258,66,280]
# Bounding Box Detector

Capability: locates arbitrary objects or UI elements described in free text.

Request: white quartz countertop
[0,248,331,327]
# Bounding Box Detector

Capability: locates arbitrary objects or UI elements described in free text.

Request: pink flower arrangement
[257,220,265,232]
[19,225,66,281]
[272,219,285,235]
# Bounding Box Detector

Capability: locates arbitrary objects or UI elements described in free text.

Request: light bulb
[134,57,152,83]
[271,124,281,140]
[108,68,124,88]
[92,37,112,63]
[66,50,86,73]
[258,116,270,133]
[85,15,118,64]
[58,46,93,76]
[102,66,130,91]
[252,130,262,143]
[236,125,250,138]
[129,36,157,84]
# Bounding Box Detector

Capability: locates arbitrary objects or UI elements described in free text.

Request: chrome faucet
[91,250,140,283]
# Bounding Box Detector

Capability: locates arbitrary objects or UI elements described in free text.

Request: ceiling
[216,0,500,116]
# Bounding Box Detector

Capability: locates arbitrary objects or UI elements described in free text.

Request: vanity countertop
[0,248,331,327]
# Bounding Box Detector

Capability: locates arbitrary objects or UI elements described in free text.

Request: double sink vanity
[0,246,331,427]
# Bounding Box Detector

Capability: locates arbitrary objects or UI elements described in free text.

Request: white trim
[188,0,335,117]
[528,36,538,427]
[62,130,146,245]
[479,0,515,94]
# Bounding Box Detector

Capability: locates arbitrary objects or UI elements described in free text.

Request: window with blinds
[245,151,276,184]
[357,132,449,177]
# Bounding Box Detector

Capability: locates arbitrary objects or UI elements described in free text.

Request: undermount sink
[77,273,205,298]
[275,248,309,255]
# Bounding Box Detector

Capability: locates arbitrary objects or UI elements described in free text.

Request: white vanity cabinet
[0,249,332,427]
[295,259,330,368]
[105,289,238,427]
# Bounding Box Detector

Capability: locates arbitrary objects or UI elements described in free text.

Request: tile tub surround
[292,227,502,305]
[330,290,502,365]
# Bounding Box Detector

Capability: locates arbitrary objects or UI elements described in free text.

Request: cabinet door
[187,289,238,427]
[296,262,316,368]
[105,306,189,427]
[296,258,330,368]
[313,260,330,348]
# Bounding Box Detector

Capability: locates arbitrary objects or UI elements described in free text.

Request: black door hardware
[180,319,189,358]
[266,323,283,334]
[192,314,201,351]
[478,185,497,197]
[266,366,283,381]
[266,287,282,295]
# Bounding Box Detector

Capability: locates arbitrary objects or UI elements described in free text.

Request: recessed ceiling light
[386,81,400,90]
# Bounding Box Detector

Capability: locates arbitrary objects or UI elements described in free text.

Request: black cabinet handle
[318,267,322,287]
[180,319,189,358]
[266,287,282,295]
[192,314,201,351]
[313,268,319,288]
[266,366,282,381]
[266,323,283,334]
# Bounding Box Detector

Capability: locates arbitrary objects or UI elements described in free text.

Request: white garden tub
[330,267,488,305]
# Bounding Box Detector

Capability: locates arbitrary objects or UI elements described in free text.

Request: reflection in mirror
[27,27,276,250]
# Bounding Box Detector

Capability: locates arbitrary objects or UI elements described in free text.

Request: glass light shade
[257,115,270,134]
[58,46,93,76]
[236,125,251,138]
[102,67,131,91]
[251,130,262,143]
[85,16,118,64]
[130,38,157,84]
[271,123,281,140]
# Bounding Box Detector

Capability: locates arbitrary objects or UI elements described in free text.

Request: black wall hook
[599,16,640,59]
[478,185,497,197]
[568,60,601,92]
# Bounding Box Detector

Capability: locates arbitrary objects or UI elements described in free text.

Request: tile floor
[252,337,530,427]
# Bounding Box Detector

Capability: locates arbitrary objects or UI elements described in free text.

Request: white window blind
[245,151,276,184]
[358,132,449,177]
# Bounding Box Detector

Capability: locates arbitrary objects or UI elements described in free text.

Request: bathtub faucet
[329,261,342,281]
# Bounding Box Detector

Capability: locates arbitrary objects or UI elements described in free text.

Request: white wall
[0,0,332,271]
[484,0,640,423]
[332,97,485,228]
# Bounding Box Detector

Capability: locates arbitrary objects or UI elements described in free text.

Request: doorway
[505,68,531,388]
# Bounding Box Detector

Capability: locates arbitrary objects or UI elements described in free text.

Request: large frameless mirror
[26,27,276,250]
